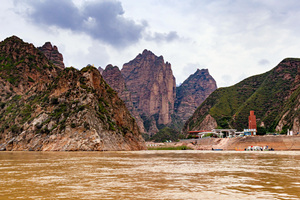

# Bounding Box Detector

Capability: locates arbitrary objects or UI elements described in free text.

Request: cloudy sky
[1,0,300,87]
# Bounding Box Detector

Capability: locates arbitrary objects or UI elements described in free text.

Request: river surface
[0,151,300,200]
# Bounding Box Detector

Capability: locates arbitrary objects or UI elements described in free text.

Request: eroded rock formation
[0,36,145,151]
[121,50,176,128]
[102,64,146,133]
[175,69,217,122]
[101,50,218,136]
[38,42,65,69]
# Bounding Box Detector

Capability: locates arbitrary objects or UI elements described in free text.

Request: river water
[0,151,300,200]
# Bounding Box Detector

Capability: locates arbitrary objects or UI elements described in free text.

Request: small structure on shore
[248,111,257,135]
[188,110,259,138]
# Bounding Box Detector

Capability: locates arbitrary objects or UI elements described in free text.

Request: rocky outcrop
[183,58,300,134]
[102,65,127,96]
[175,69,217,122]
[102,64,146,133]
[0,36,145,151]
[121,50,176,135]
[122,50,176,125]
[38,42,65,69]
[0,36,61,95]
[98,67,104,75]
[101,51,218,136]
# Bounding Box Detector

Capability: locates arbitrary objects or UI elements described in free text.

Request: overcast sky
[1,0,300,87]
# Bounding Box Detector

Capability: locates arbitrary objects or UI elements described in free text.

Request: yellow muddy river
[0,151,300,200]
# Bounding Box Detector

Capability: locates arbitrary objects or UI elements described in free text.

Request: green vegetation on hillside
[0,36,56,87]
[147,127,185,142]
[184,58,300,133]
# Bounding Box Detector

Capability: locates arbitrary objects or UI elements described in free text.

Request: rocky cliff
[101,50,218,136]
[121,50,176,135]
[38,42,65,69]
[0,36,145,151]
[0,36,61,95]
[102,64,146,133]
[183,58,300,134]
[175,69,217,122]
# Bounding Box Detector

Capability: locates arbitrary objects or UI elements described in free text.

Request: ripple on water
[0,151,300,200]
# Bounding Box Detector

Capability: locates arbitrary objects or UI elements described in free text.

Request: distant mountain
[175,69,217,122]
[183,58,300,134]
[101,50,217,136]
[0,36,145,151]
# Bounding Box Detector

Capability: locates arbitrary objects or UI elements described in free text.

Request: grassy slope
[184,58,299,132]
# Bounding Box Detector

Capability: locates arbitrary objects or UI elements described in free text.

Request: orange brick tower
[248,110,257,135]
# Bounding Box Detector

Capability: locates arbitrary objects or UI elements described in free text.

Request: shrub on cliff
[151,127,184,142]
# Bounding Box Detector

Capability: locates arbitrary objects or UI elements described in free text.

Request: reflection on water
[1,151,300,200]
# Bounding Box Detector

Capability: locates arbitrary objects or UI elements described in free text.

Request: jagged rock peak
[121,49,176,131]
[105,64,120,70]
[102,64,124,94]
[0,35,61,94]
[175,68,217,122]
[125,49,166,67]
[98,66,104,75]
[196,68,208,74]
[101,64,146,134]
[141,49,156,57]
[2,35,23,43]
[38,42,65,69]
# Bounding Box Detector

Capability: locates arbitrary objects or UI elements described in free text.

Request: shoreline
[146,135,300,151]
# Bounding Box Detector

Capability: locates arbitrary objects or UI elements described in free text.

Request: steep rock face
[175,69,217,122]
[0,36,145,151]
[102,65,146,133]
[101,51,218,135]
[121,50,176,134]
[98,66,104,75]
[183,58,300,134]
[38,42,65,69]
[102,65,127,95]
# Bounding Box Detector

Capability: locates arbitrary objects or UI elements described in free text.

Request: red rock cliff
[121,50,176,134]
[102,64,146,133]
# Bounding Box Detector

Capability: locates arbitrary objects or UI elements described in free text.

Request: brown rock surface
[121,49,176,134]
[101,51,218,136]
[102,65,127,96]
[0,36,61,95]
[175,69,217,122]
[102,64,146,133]
[98,66,104,75]
[0,36,145,151]
[38,42,65,69]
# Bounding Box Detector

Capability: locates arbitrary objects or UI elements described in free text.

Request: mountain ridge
[101,49,217,136]
[0,36,145,151]
[183,58,300,134]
